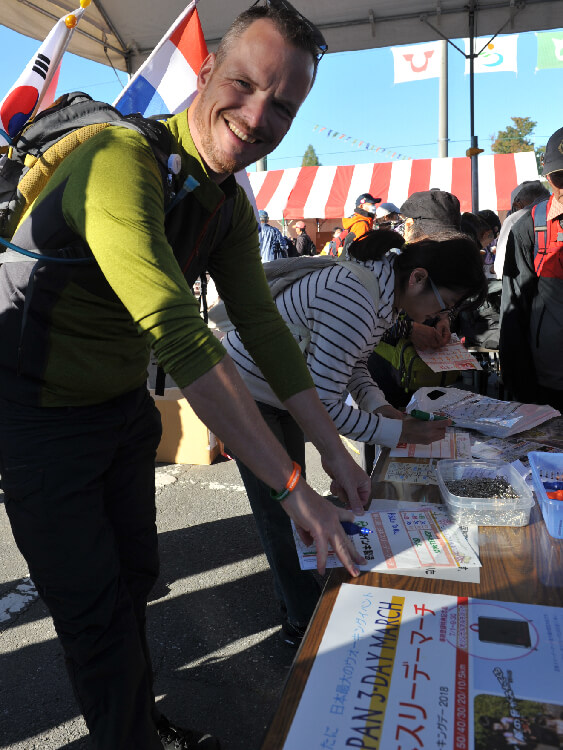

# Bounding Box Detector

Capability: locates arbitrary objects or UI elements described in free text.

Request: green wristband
[270,487,291,502]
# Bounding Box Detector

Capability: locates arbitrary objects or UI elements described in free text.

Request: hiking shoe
[156,715,221,749]
[280,620,307,649]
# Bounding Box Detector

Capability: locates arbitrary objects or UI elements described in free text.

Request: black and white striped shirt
[223,256,403,447]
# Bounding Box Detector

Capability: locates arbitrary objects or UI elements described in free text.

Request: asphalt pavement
[0,441,350,750]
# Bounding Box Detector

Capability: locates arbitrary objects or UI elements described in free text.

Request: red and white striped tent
[247,152,538,220]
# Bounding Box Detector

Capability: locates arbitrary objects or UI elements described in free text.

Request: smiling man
[190,15,314,181]
[0,3,371,750]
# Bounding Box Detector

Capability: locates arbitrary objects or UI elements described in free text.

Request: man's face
[189,18,314,183]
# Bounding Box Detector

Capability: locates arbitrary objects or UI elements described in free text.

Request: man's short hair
[215,4,321,83]
[511,180,550,210]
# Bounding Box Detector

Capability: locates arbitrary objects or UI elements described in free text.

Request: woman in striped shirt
[223,231,486,646]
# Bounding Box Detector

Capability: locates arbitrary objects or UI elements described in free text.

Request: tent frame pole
[421,3,523,213]
[469,3,479,212]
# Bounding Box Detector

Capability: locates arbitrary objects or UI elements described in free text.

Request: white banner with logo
[391,41,443,83]
[464,35,518,74]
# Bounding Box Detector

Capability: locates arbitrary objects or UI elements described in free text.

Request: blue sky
[1,22,561,171]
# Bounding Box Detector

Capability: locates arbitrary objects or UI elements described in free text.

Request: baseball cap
[295,220,306,229]
[400,189,461,229]
[376,202,400,218]
[355,193,381,210]
[258,209,269,221]
[542,126,563,176]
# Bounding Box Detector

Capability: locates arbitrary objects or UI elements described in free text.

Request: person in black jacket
[499,126,563,411]
[294,220,316,255]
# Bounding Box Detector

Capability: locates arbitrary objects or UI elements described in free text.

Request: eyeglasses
[251,0,328,61]
[428,276,454,315]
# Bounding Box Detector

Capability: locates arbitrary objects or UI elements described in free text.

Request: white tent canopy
[247,151,538,219]
[2,0,561,73]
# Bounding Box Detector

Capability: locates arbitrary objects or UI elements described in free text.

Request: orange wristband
[270,461,302,501]
[285,461,301,492]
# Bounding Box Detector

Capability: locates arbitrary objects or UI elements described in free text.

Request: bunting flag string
[312,123,412,161]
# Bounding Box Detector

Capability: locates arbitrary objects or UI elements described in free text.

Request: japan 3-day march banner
[283,584,563,750]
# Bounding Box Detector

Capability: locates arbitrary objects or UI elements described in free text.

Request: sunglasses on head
[251,0,328,61]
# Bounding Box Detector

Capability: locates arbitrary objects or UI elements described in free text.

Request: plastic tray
[527,451,563,539]
[436,459,534,527]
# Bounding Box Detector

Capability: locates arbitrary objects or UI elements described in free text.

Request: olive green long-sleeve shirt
[0,110,313,406]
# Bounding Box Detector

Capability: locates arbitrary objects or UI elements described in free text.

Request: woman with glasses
[223,230,487,646]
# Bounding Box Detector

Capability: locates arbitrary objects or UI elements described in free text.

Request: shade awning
[247,152,539,219]
[1,0,561,73]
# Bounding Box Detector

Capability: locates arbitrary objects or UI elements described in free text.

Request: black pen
[341,521,373,536]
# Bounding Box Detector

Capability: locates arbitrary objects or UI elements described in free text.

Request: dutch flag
[113,1,207,117]
[113,1,258,216]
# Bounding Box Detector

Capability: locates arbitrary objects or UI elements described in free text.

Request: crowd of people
[0,1,561,748]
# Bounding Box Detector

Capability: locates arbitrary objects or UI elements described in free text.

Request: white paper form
[292,502,481,582]
[369,500,480,583]
[390,429,472,459]
[472,436,558,463]
[283,584,563,750]
[409,387,560,438]
[385,460,438,485]
[416,334,482,372]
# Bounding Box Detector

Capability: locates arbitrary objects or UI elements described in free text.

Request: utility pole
[438,39,448,158]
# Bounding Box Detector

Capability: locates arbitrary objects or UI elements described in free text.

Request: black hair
[348,230,487,311]
[348,229,402,261]
[515,180,551,205]
[460,212,491,247]
[216,5,319,82]
[477,209,501,236]
[407,220,463,242]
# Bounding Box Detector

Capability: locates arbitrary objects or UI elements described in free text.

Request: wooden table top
[261,449,563,750]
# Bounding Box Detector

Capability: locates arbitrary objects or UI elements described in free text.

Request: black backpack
[0,92,175,243]
[302,233,316,256]
[342,230,356,254]
[307,235,317,255]
[285,236,299,257]
[0,92,235,394]
[0,90,235,296]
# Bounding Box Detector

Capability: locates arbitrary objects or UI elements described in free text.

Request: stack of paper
[390,429,472,459]
[408,387,560,438]
[416,334,482,372]
[292,501,480,583]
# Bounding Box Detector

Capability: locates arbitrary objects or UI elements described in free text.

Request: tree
[491,116,545,170]
[302,144,321,166]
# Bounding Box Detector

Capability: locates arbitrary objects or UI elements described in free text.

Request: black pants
[0,387,164,750]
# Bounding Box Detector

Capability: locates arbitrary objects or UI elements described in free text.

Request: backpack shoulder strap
[207,257,332,334]
[335,260,381,308]
[532,197,549,275]
[208,256,382,344]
